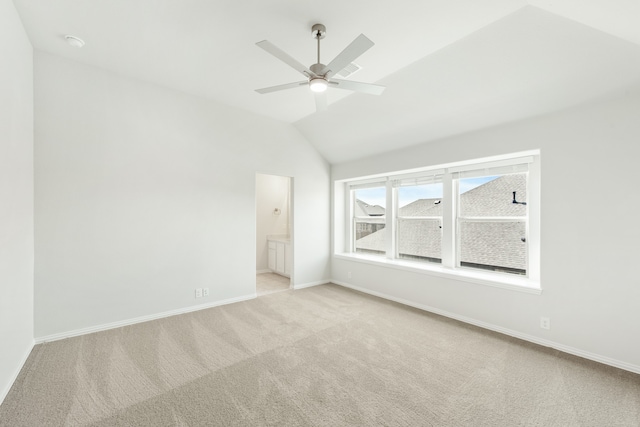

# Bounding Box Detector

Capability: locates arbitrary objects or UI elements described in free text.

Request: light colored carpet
[1,284,639,426]
[256,273,290,296]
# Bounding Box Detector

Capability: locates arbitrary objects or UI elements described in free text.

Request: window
[351,183,386,256]
[455,166,528,275]
[340,152,540,289]
[394,174,443,264]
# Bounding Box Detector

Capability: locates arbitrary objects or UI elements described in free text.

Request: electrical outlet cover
[195,288,203,298]
[540,317,550,330]
[203,287,209,297]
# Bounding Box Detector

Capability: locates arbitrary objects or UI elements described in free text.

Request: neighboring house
[397,198,443,263]
[355,199,386,217]
[354,199,386,240]
[355,174,527,274]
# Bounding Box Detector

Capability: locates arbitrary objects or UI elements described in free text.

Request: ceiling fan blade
[320,34,374,78]
[329,79,385,95]
[256,40,317,77]
[314,92,327,112]
[255,81,308,94]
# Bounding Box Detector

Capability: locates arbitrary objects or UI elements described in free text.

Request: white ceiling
[13,0,640,164]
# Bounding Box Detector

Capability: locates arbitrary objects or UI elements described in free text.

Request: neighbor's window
[352,184,386,256]
[342,153,538,285]
[394,174,443,264]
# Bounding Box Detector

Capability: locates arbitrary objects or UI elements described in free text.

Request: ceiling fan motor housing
[310,63,326,76]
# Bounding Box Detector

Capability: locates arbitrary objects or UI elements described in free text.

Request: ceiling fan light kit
[309,78,328,92]
[255,23,385,112]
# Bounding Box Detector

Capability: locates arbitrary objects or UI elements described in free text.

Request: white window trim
[333,252,541,294]
[335,150,541,294]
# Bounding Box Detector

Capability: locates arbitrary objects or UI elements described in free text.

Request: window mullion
[441,172,455,268]
[346,184,353,253]
[386,179,395,260]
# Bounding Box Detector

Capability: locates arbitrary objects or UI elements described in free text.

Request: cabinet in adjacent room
[268,238,291,278]
[268,242,277,271]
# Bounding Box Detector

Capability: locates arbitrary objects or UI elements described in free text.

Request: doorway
[255,173,292,296]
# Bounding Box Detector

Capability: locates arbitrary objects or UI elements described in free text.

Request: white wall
[332,88,640,372]
[0,0,34,404]
[255,174,290,272]
[34,52,330,339]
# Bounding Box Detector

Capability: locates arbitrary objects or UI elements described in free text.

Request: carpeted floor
[1,284,639,426]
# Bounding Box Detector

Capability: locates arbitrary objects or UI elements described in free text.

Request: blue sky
[356,176,497,208]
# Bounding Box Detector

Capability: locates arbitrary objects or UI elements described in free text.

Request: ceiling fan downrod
[309,24,328,91]
[312,23,326,67]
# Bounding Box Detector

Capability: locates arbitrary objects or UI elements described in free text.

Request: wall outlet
[540,317,551,330]
[347,271,352,279]
[203,287,209,297]
[195,288,203,298]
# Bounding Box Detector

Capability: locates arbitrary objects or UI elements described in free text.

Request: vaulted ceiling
[13,0,640,163]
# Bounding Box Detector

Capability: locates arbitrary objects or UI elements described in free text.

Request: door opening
[255,173,292,296]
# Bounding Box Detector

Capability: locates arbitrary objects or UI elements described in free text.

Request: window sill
[333,253,542,295]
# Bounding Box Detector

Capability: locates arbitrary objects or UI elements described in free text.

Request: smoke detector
[65,35,85,48]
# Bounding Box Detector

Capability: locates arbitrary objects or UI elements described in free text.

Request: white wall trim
[256,269,272,274]
[332,280,640,375]
[0,339,35,406]
[35,294,256,344]
[293,280,330,290]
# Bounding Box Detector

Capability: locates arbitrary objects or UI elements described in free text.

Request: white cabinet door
[284,243,292,276]
[268,242,276,271]
[267,240,291,278]
[276,242,285,274]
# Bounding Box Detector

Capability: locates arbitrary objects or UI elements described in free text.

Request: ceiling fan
[255,24,385,112]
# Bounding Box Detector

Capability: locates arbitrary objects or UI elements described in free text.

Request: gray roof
[398,198,442,217]
[355,174,527,272]
[459,221,525,270]
[460,174,526,217]
[355,199,386,217]
[398,219,442,259]
[355,226,386,253]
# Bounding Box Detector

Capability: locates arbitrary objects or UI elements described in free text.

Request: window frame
[454,171,529,277]
[394,176,444,264]
[337,151,541,294]
[349,180,388,257]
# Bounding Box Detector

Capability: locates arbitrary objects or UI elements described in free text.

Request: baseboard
[293,280,330,290]
[0,339,34,406]
[35,293,257,344]
[332,280,640,375]
[256,269,271,274]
